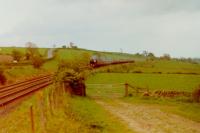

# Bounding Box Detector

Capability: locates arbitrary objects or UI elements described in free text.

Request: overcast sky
[0,0,200,57]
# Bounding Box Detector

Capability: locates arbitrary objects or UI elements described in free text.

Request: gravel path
[96,100,200,133]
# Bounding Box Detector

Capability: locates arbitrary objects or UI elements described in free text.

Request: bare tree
[25,42,40,60]
[160,54,171,60]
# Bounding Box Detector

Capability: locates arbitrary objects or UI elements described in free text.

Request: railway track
[0,60,134,107]
[0,74,53,106]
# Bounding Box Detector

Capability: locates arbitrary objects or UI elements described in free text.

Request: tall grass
[0,85,132,133]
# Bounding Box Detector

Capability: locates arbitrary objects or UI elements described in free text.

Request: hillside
[1,47,200,79]
[1,47,200,133]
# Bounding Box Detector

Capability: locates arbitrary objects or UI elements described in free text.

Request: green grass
[96,59,200,74]
[86,73,200,122]
[70,96,133,133]
[42,48,141,72]
[55,48,138,61]
[56,48,139,60]
[86,73,200,92]
[0,86,132,133]
[0,47,47,56]
[2,47,199,75]
[42,60,59,72]
[3,65,46,83]
[0,47,26,54]
[144,60,200,74]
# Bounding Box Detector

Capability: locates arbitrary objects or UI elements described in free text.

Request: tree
[147,52,155,58]
[62,45,66,48]
[25,42,44,68]
[160,54,171,60]
[25,42,40,60]
[12,49,23,62]
[69,42,78,49]
[25,42,37,48]
[142,51,148,57]
[147,52,156,60]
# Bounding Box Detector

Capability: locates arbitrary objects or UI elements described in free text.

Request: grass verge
[0,85,132,133]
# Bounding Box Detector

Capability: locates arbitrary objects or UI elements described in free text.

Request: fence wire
[86,83,125,89]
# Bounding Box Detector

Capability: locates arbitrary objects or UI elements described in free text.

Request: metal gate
[86,83,126,98]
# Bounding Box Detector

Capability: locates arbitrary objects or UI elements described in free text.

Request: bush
[192,85,200,102]
[0,69,6,85]
[56,63,86,96]
[12,49,23,61]
[55,53,91,96]
[58,53,91,72]
[31,55,44,69]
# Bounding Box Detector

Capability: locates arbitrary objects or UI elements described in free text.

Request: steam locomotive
[90,55,134,68]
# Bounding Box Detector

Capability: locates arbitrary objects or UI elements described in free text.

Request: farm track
[0,74,53,106]
[96,99,200,133]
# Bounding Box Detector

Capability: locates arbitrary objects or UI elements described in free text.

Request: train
[90,55,134,68]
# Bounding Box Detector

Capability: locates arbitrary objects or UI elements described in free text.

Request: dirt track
[96,100,200,133]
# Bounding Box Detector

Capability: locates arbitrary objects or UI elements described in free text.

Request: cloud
[0,0,200,57]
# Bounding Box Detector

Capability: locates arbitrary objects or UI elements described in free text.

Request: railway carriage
[90,54,134,68]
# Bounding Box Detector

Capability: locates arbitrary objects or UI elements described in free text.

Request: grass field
[0,47,47,56]
[42,48,143,71]
[96,59,200,74]
[86,73,200,124]
[56,48,139,60]
[2,47,199,75]
[86,73,200,92]
[0,65,45,84]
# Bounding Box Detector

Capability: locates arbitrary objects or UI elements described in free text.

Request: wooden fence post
[125,83,128,97]
[37,91,47,133]
[30,105,35,133]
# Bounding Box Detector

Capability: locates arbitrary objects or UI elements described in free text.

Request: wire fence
[86,83,125,88]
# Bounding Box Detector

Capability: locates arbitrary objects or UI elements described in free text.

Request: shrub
[192,85,200,102]
[12,49,23,61]
[55,54,90,96]
[31,55,44,69]
[58,53,91,72]
[133,70,143,73]
[0,69,6,85]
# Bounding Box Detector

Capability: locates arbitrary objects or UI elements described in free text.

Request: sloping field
[55,48,139,60]
[96,60,200,74]
[42,48,143,71]
[0,47,47,55]
[0,55,13,63]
